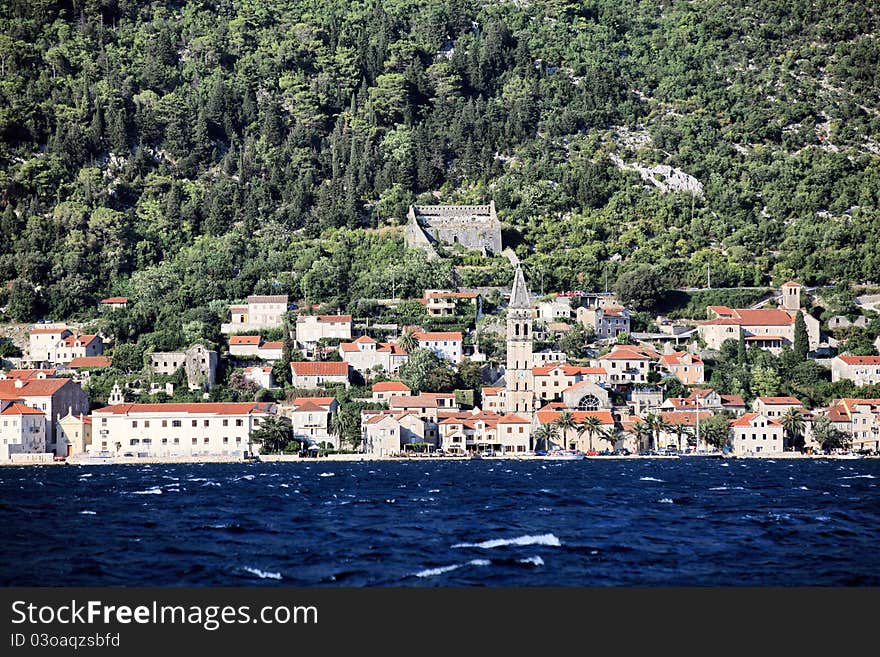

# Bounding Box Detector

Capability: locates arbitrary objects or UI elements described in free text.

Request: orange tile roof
[293,397,336,406]
[353,335,377,343]
[289,361,349,376]
[316,315,352,322]
[100,296,129,304]
[1,402,44,416]
[600,347,653,360]
[659,352,703,366]
[230,335,262,345]
[836,356,880,365]
[481,387,502,395]
[372,382,411,392]
[2,369,56,381]
[93,402,274,415]
[660,411,714,427]
[536,409,615,425]
[729,412,781,428]
[30,326,70,335]
[390,396,439,409]
[68,356,111,368]
[415,331,463,341]
[291,401,327,412]
[720,395,746,407]
[781,281,801,287]
[244,366,273,373]
[0,378,75,398]
[498,414,531,424]
[259,341,284,349]
[756,396,803,406]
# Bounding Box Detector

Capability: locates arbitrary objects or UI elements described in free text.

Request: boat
[67,454,115,465]
[680,450,724,459]
[469,453,483,460]
[836,452,864,460]
[539,450,585,461]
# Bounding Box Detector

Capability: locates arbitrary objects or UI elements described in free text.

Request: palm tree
[630,420,652,453]
[643,413,671,451]
[554,411,579,450]
[250,416,295,455]
[671,422,692,452]
[578,415,604,453]
[600,426,623,452]
[780,408,806,452]
[533,424,558,452]
[398,328,419,354]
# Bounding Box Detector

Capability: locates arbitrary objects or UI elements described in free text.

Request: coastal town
[1,203,879,465]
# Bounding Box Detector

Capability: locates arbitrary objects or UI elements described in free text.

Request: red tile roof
[730,413,781,428]
[30,327,70,335]
[536,409,615,425]
[415,331,463,341]
[230,335,262,345]
[600,347,653,360]
[0,378,75,398]
[659,352,703,366]
[756,396,803,406]
[390,396,440,409]
[372,382,411,392]
[1,402,44,416]
[2,369,56,381]
[836,356,880,365]
[68,356,111,368]
[259,341,284,349]
[291,401,327,412]
[781,281,801,287]
[93,402,275,415]
[660,411,714,427]
[293,397,336,406]
[100,296,129,304]
[498,414,531,424]
[316,315,352,322]
[481,387,502,395]
[289,361,349,376]
[244,366,273,373]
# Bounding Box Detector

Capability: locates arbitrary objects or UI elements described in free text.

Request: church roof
[509,266,531,309]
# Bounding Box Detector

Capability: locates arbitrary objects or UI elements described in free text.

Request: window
[173,438,179,444]
[130,439,139,445]
[162,420,167,428]
[203,420,209,427]
[236,419,243,427]
[161,438,168,444]
[223,419,229,427]
[192,438,197,445]
[191,420,197,427]
[204,437,209,443]
[131,420,138,428]
[223,437,229,444]
[236,437,241,443]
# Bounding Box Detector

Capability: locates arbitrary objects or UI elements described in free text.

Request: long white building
[89,402,276,457]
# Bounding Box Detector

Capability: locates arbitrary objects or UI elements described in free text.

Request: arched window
[578,394,600,412]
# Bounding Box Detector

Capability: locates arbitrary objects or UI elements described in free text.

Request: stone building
[149,343,218,391]
[505,266,535,416]
[404,202,502,257]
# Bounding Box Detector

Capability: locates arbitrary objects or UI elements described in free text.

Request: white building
[295,315,353,346]
[752,396,804,419]
[0,376,89,455]
[340,336,409,375]
[289,361,352,389]
[222,295,289,334]
[0,401,47,461]
[577,305,631,339]
[831,356,880,387]
[372,381,412,403]
[729,413,784,456]
[243,366,275,389]
[362,412,428,456]
[281,396,340,449]
[229,335,285,361]
[597,345,658,385]
[28,326,104,367]
[89,402,276,457]
[414,331,462,363]
[438,411,532,454]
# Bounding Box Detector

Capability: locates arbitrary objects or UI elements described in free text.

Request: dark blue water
[2,459,878,586]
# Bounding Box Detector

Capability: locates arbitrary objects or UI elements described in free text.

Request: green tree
[780,408,806,452]
[811,416,851,453]
[559,323,588,358]
[533,423,558,451]
[250,416,296,455]
[614,266,665,312]
[578,415,604,452]
[554,411,579,450]
[793,311,809,360]
[701,413,731,451]
[6,279,41,321]
[398,348,450,392]
[398,328,419,354]
[750,365,781,398]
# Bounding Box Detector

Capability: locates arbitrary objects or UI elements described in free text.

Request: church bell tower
[505,266,534,416]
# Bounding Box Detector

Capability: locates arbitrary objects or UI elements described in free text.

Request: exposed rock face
[609,153,704,197]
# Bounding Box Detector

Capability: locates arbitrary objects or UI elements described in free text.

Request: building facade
[222,295,289,334]
[505,266,534,416]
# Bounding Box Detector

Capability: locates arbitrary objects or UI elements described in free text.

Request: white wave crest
[452,533,562,549]
[841,474,876,479]
[639,477,664,482]
[243,566,282,580]
[518,556,545,566]
[318,472,335,477]
[414,559,491,578]
[130,488,163,495]
[658,498,674,504]
[79,510,97,515]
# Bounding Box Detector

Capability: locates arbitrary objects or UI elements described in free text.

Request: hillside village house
[0,369,56,381]
[340,336,408,375]
[28,326,104,368]
[0,376,89,456]
[242,366,274,389]
[58,411,92,456]
[658,350,704,384]
[532,350,567,367]
[372,381,411,403]
[481,386,505,413]
[0,400,47,461]
[228,335,285,361]
[729,413,785,455]
[660,388,747,416]
[831,356,880,387]
[222,295,289,334]
[388,393,459,444]
[438,410,532,454]
[66,356,112,383]
[826,398,880,453]
[414,331,463,363]
[752,396,805,418]
[597,345,658,385]
[280,396,339,449]
[89,402,275,457]
[422,290,481,318]
[149,344,218,391]
[362,411,429,456]
[577,305,631,340]
[535,296,573,322]
[296,314,353,347]
[658,411,715,451]
[289,361,352,389]
[99,296,129,310]
[531,363,608,404]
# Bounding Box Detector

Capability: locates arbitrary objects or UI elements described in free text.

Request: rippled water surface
[2,459,878,586]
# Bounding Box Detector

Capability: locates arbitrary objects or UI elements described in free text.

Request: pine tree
[793,311,809,360]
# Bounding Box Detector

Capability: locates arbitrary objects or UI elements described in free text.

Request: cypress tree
[794,311,809,360]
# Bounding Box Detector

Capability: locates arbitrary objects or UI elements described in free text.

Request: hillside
[1,0,879,350]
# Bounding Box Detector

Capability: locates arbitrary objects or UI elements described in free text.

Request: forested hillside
[1,0,879,350]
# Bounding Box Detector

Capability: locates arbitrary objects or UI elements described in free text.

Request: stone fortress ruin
[404,201,503,258]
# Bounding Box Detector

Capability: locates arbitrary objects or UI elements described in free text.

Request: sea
[1,458,878,586]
